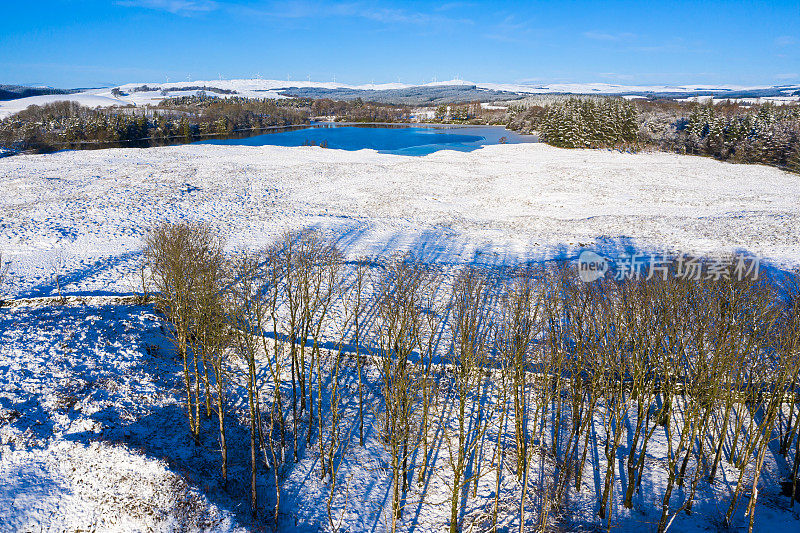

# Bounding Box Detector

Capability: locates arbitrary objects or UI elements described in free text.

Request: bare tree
[309,241,344,477]
[144,222,224,443]
[444,267,494,533]
[227,252,265,517]
[280,233,304,460]
[188,238,229,481]
[253,245,288,525]
[326,285,355,529]
[352,258,370,447]
[374,255,425,532]
[416,264,445,486]
[133,240,800,532]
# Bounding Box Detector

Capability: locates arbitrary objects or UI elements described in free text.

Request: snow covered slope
[1,142,799,299]
[1,296,798,532]
[0,79,417,118]
[2,78,798,118]
[0,92,133,118]
[2,143,800,532]
[0,299,246,532]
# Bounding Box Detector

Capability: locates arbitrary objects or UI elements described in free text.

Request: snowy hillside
[2,77,799,119]
[2,295,798,533]
[0,298,246,532]
[2,143,800,532]
[1,142,800,298]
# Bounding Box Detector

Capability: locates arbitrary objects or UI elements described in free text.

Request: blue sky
[1,0,798,88]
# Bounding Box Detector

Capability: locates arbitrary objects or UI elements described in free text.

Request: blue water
[194,124,536,156]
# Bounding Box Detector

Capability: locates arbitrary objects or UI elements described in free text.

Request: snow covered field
[0,298,246,531]
[2,143,800,532]
[1,142,799,299]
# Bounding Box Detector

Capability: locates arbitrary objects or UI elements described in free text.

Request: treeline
[158,85,239,95]
[676,102,800,171]
[0,84,74,101]
[309,97,411,122]
[429,101,509,125]
[509,97,800,173]
[144,222,800,532]
[0,95,429,152]
[155,95,311,134]
[0,98,311,152]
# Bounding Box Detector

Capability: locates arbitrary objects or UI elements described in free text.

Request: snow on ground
[0,79,416,119]
[474,81,788,94]
[679,95,800,106]
[1,142,799,299]
[0,92,133,119]
[0,299,247,531]
[1,297,797,533]
[3,78,799,119]
[1,144,800,531]
[729,96,800,105]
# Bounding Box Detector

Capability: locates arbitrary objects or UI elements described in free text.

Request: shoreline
[3,121,537,156]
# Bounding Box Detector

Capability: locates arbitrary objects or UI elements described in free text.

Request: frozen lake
[194,123,537,155]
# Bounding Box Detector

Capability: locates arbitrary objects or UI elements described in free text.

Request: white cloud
[583,30,636,42]
[117,0,219,16]
[435,2,475,11]
[233,1,472,26]
[775,35,798,47]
